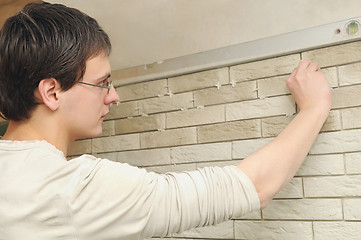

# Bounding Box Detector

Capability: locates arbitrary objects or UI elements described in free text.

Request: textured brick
[314,222,361,240]
[296,154,344,176]
[92,134,140,153]
[117,148,171,167]
[320,110,341,132]
[68,139,92,156]
[197,119,261,143]
[167,105,225,128]
[226,95,295,121]
[99,120,115,137]
[144,163,197,174]
[332,84,361,109]
[116,79,167,101]
[93,152,117,162]
[258,75,289,98]
[274,178,303,199]
[140,128,197,149]
[168,67,229,93]
[302,41,361,67]
[170,142,232,164]
[342,106,361,129]
[322,67,338,88]
[115,114,165,134]
[262,115,294,137]
[233,137,274,159]
[345,152,361,174]
[107,101,139,120]
[234,221,313,240]
[310,129,361,154]
[143,165,175,174]
[263,199,342,220]
[139,92,194,114]
[173,220,233,239]
[194,81,257,106]
[236,210,262,220]
[230,54,300,82]
[339,62,361,86]
[196,160,239,169]
[304,175,361,197]
[257,67,336,99]
[344,198,361,220]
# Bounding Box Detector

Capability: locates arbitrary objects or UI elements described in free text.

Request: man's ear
[36,78,62,111]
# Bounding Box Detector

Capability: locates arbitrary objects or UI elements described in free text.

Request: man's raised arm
[237,60,332,209]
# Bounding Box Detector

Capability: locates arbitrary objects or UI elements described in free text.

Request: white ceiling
[48,0,361,71]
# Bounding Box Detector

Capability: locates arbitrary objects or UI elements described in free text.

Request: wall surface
[48,0,361,70]
[69,39,361,239]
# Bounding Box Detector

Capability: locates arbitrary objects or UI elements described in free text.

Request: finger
[297,59,311,72]
[307,62,320,72]
[287,67,298,82]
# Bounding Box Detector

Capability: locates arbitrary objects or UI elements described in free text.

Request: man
[0,1,331,240]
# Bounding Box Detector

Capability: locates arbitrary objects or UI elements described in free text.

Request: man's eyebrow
[95,73,111,82]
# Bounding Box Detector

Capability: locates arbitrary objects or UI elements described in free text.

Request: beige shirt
[0,140,260,240]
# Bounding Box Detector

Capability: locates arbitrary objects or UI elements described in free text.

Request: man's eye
[100,79,107,86]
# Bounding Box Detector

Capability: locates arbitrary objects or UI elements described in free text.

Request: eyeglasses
[75,78,112,94]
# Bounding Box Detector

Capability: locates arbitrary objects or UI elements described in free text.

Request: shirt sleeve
[71,157,260,240]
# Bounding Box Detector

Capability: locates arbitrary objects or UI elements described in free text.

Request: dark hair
[0,1,111,121]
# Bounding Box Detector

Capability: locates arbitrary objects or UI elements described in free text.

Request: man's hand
[237,60,332,209]
[286,60,332,116]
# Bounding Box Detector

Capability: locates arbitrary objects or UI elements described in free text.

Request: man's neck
[1,119,71,156]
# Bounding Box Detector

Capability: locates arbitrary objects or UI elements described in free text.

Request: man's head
[0,1,112,121]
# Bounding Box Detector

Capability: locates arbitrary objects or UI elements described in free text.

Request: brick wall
[69,40,361,240]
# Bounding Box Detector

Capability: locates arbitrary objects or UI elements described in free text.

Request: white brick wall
[68,40,361,239]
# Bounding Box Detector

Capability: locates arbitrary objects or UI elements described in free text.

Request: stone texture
[93,152,117,162]
[168,67,229,93]
[322,67,338,88]
[320,110,342,132]
[194,81,257,106]
[139,92,194,114]
[115,114,166,134]
[338,62,361,86]
[230,54,300,82]
[296,154,344,176]
[262,199,342,220]
[233,137,274,159]
[117,148,171,167]
[304,175,361,197]
[68,139,92,156]
[99,120,115,137]
[274,178,303,199]
[345,152,361,174]
[140,127,197,149]
[197,119,261,143]
[92,134,140,153]
[341,106,361,129]
[302,41,361,68]
[226,95,295,121]
[310,129,361,154]
[262,115,294,137]
[258,75,289,98]
[116,79,168,101]
[170,142,232,164]
[166,105,225,128]
[314,222,361,240]
[107,101,139,120]
[343,198,361,220]
[332,84,361,109]
[234,221,313,240]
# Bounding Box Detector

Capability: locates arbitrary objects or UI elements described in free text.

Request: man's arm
[237,60,332,209]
